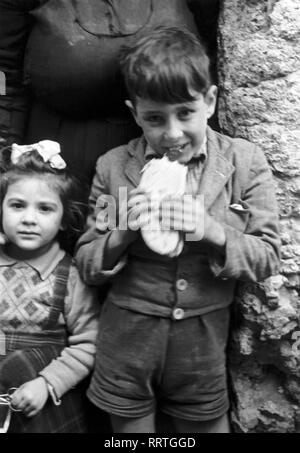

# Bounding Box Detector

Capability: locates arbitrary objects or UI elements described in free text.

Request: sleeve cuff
[208,224,240,279]
[39,375,62,406]
[100,254,128,278]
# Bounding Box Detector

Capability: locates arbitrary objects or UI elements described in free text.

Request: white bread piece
[139,156,187,257]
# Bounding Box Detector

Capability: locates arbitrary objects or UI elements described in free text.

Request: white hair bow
[11,140,67,170]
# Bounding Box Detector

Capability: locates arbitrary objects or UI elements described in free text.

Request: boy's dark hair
[120,26,212,105]
[0,147,87,252]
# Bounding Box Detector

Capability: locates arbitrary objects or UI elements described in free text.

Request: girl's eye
[10,202,24,210]
[39,205,54,213]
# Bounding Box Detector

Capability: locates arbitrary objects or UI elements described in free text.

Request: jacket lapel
[124,136,146,187]
[198,128,235,210]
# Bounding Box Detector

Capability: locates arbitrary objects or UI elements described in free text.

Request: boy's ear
[125,100,135,115]
[125,100,139,124]
[0,233,7,245]
[205,85,218,119]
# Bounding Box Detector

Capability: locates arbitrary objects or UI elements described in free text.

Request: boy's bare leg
[110,413,155,433]
[172,413,230,433]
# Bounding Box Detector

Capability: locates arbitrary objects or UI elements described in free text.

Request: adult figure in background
[0,0,205,184]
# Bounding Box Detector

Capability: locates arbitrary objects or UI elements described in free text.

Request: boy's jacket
[76,127,281,318]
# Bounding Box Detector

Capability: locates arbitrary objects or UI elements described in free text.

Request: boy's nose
[163,119,184,141]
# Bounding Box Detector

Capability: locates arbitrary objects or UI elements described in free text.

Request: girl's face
[2,177,64,259]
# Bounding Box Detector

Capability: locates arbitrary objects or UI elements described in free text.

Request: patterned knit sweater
[0,242,100,397]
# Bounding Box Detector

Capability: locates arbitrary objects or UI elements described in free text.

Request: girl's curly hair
[0,146,88,252]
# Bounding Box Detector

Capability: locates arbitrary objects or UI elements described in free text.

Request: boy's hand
[160,196,226,249]
[95,189,150,245]
[127,188,159,232]
[102,188,157,270]
[102,188,156,252]
[10,377,49,418]
[160,196,205,241]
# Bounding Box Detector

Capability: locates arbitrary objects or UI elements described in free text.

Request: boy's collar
[0,241,65,281]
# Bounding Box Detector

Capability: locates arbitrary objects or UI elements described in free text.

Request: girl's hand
[11,377,49,418]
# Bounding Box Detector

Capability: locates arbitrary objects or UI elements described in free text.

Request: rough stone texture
[218,0,300,432]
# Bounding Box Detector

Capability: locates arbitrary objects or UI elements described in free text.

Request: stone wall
[218,0,300,432]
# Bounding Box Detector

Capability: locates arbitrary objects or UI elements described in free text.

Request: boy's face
[126,86,217,164]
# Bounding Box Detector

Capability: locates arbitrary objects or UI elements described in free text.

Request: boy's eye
[39,205,54,213]
[178,109,194,119]
[144,115,164,125]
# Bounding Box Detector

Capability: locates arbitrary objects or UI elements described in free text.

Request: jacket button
[176,279,188,291]
[172,308,185,320]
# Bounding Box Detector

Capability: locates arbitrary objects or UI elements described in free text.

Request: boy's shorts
[88,302,230,422]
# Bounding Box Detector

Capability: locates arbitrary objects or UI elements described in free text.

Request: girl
[0,141,100,433]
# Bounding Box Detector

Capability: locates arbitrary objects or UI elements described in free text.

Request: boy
[76,27,280,433]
